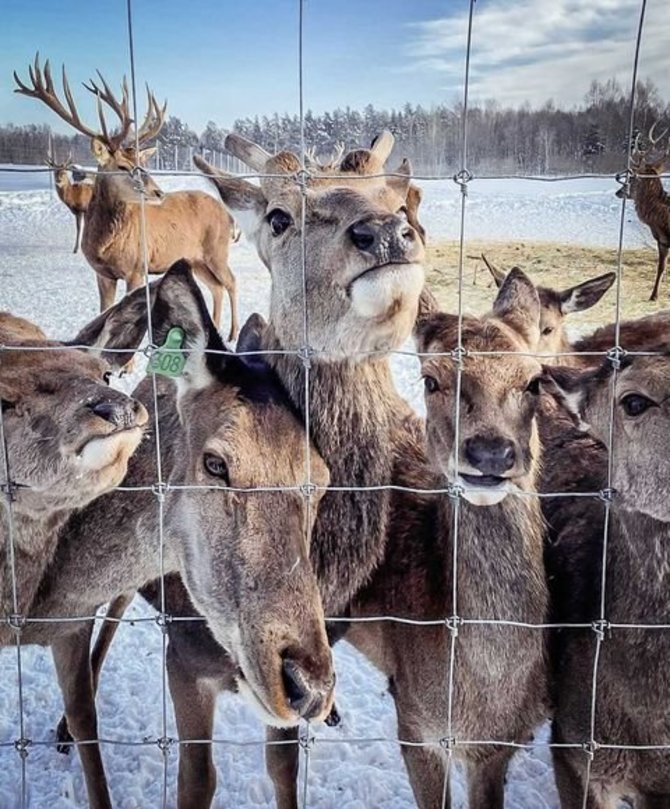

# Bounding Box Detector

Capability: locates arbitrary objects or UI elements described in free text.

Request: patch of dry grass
[426,240,665,333]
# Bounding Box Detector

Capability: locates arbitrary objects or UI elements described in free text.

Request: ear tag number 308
[148,326,187,378]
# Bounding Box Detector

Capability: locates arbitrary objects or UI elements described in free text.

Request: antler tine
[13,53,102,141]
[132,85,166,146]
[648,120,669,147]
[83,70,133,149]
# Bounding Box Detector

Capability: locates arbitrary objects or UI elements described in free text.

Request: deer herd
[1,54,670,809]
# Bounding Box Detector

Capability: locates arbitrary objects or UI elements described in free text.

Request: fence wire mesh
[0,0,667,806]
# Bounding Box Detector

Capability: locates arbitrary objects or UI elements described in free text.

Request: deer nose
[348,215,416,256]
[89,397,146,429]
[464,436,516,476]
[281,657,335,721]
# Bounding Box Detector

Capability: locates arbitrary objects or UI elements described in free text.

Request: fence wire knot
[439,735,457,753]
[154,612,173,633]
[450,346,467,365]
[0,480,21,502]
[300,482,317,498]
[614,169,631,189]
[130,165,148,194]
[591,619,611,641]
[294,168,312,190]
[298,728,315,751]
[606,345,626,369]
[453,168,473,188]
[143,343,158,360]
[156,735,173,755]
[582,740,599,760]
[297,344,315,370]
[151,481,168,502]
[446,615,462,637]
[446,482,464,501]
[598,487,616,504]
[7,613,25,634]
[13,737,31,758]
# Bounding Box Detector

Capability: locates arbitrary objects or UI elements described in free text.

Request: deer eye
[620,393,656,418]
[268,209,293,236]
[525,377,542,396]
[203,453,230,484]
[423,375,439,394]
[541,326,554,336]
[103,371,113,386]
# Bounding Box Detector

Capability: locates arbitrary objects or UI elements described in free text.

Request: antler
[648,120,669,148]
[14,53,104,141]
[132,85,167,145]
[82,71,133,150]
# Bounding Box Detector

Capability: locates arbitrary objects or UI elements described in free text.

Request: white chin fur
[454,475,515,507]
[235,676,299,729]
[350,263,424,319]
[77,428,142,472]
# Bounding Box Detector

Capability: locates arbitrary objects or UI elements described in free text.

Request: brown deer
[4,262,334,809]
[14,55,239,340]
[482,254,615,360]
[45,150,94,253]
[541,351,670,808]
[1,290,150,630]
[616,122,670,301]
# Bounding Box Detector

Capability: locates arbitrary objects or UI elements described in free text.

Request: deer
[1,289,150,633]
[616,121,670,302]
[14,55,239,340]
[45,150,94,253]
[481,254,616,360]
[2,261,335,809]
[540,350,670,808]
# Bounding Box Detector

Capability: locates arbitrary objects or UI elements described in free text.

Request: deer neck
[264,327,399,614]
[441,493,547,622]
[88,172,130,222]
[634,175,668,219]
[606,509,670,623]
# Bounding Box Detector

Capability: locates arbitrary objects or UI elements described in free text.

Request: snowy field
[0,168,646,808]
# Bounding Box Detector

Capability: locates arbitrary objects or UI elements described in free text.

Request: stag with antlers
[45,151,94,253]
[617,121,670,302]
[15,55,239,339]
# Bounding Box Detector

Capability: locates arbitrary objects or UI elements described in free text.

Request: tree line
[1,78,667,175]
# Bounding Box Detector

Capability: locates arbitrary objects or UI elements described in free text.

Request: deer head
[544,351,670,522]
[0,294,150,519]
[145,262,334,725]
[194,131,425,358]
[15,54,166,204]
[617,120,670,199]
[482,255,615,357]
[415,270,544,506]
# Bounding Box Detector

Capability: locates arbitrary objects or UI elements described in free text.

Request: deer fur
[46,154,94,253]
[15,55,239,339]
[0,292,150,623]
[7,262,334,809]
[542,352,670,807]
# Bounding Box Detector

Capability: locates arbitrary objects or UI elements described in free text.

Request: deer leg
[650,242,669,301]
[56,593,133,752]
[96,274,117,313]
[466,752,512,809]
[73,212,83,253]
[266,726,299,809]
[552,746,608,809]
[166,641,217,809]
[52,627,113,809]
[394,704,449,809]
[224,268,238,342]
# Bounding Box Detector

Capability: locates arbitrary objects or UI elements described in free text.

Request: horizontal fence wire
[0,0,667,806]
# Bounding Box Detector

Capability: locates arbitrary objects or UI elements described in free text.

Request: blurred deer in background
[45,150,94,253]
[15,55,239,339]
[616,121,670,302]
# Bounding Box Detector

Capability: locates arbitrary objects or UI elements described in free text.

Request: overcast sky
[1,0,666,134]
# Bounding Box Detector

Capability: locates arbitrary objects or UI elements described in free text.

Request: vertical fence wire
[124,0,171,802]
[582,0,649,804]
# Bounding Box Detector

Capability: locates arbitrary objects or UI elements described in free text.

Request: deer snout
[281,653,335,721]
[88,397,147,430]
[348,215,418,263]
[464,435,516,477]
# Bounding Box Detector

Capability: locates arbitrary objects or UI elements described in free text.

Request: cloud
[405,0,667,108]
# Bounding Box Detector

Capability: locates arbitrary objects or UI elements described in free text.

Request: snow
[0,167,642,808]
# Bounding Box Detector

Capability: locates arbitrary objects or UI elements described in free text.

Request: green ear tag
[148,327,187,378]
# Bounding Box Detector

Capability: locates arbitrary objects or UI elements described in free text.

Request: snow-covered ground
[0,168,645,808]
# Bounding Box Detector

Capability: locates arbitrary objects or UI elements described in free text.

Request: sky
[1,0,667,135]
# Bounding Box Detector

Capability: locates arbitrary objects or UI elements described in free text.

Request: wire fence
[1,0,668,807]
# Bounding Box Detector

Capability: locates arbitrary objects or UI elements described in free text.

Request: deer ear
[138,146,157,164]
[405,183,426,245]
[236,313,270,371]
[540,365,590,429]
[559,272,616,314]
[150,260,226,397]
[492,268,541,348]
[193,155,267,243]
[67,284,156,369]
[91,138,111,166]
[414,290,458,353]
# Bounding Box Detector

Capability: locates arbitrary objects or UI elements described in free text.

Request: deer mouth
[460,473,507,488]
[349,259,420,287]
[76,424,146,472]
